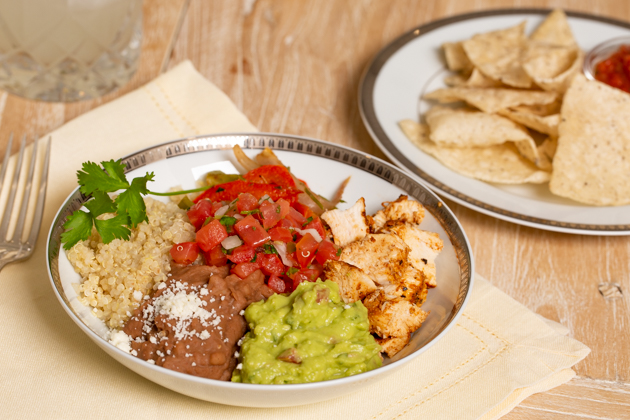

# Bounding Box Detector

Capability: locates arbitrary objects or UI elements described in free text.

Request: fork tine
[0,135,26,240]
[13,136,39,242]
[0,133,14,194]
[26,136,51,247]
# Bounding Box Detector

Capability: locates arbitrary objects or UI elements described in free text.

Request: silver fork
[0,134,51,272]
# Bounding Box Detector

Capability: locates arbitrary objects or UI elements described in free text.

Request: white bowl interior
[47,134,473,407]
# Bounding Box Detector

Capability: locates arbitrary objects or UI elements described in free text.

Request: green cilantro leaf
[94,214,132,243]
[219,216,237,229]
[100,160,128,185]
[61,210,94,250]
[61,159,211,249]
[263,243,278,254]
[114,174,154,227]
[83,191,116,218]
[241,209,261,215]
[77,161,128,195]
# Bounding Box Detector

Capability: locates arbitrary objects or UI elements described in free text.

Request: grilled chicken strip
[321,195,441,358]
[381,223,443,289]
[320,197,369,247]
[339,233,409,300]
[371,195,425,232]
[322,260,377,303]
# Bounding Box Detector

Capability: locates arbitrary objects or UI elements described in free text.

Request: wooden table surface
[2,0,629,418]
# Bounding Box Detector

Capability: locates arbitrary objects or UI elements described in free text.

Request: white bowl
[46,133,474,407]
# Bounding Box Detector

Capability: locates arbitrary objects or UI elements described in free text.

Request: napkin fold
[0,60,589,420]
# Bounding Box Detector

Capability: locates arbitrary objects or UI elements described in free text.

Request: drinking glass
[0,0,142,102]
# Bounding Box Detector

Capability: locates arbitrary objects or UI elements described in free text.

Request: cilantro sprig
[61,160,210,250]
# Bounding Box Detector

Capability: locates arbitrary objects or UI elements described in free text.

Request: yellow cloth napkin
[0,60,589,420]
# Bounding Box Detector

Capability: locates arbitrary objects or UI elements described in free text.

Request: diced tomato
[289,266,322,285]
[258,253,285,276]
[268,226,293,242]
[276,199,291,218]
[295,232,319,267]
[227,244,256,264]
[243,165,296,188]
[292,202,315,218]
[204,245,228,267]
[234,215,271,247]
[170,242,199,265]
[286,207,307,227]
[303,216,326,238]
[277,217,299,230]
[285,250,299,267]
[236,193,259,213]
[259,200,283,229]
[231,261,261,279]
[195,219,228,252]
[267,274,287,294]
[315,238,340,265]
[187,199,215,230]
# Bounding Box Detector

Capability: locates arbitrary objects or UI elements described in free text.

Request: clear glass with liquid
[0,0,142,102]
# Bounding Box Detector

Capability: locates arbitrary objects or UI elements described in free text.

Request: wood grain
[503,377,630,419]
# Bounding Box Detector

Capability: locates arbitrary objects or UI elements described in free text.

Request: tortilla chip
[530,9,576,47]
[462,21,531,88]
[423,87,558,114]
[444,68,505,88]
[523,43,578,79]
[514,137,543,167]
[536,136,558,171]
[532,49,584,93]
[398,119,428,144]
[414,136,550,184]
[426,106,533,147]
[511,99,562,116]
[442,42,473,72]
[498,108,560,137]
[549,74,630,205]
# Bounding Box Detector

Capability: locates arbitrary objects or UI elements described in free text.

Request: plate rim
[46,132,475,394]
[358,7,630,235]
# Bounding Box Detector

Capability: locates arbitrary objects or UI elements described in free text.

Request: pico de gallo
[169,158,345,294]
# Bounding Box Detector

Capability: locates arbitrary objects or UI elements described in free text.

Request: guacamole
[231,280,382,384]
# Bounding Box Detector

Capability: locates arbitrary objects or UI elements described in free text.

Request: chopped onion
[273,241,293,267]
[221,236,242,250]
[214,205,229,217]
[233,145,260,171]
[258,194,272,204]
[294,228,322,242]
[233,214,244,220]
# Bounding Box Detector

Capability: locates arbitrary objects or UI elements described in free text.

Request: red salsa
[170,165,341,295]
[594,44,630,93]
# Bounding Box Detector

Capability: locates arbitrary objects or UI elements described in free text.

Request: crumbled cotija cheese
[140,281,221,341]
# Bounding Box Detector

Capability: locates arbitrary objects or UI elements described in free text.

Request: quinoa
[66,197,196,328]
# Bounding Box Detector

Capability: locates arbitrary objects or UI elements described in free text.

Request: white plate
[47,133,473,407]
[359,9,630,235]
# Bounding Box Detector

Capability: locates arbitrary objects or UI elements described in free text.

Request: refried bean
[123,265,273,381]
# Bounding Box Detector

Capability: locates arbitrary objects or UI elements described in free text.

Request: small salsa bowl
[583,35,630,81]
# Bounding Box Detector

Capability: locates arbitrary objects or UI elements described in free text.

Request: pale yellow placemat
[0,60,589,420]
